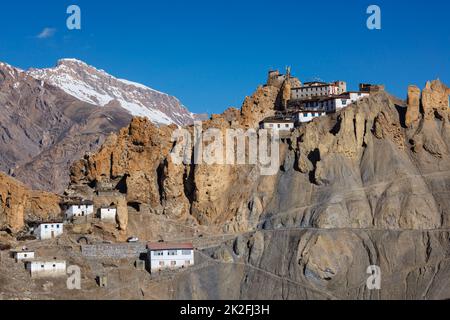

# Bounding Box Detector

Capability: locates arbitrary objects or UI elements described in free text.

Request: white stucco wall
[34,223,64,240]
[295,112,326,123]
[335,93,369,111]
[148,249,194,272]
[261,122,294,131]
[27,261,66,278]
[302,92,369,113]
[65,205,94,220]
[100,208,117,221]
[15,251,35,261]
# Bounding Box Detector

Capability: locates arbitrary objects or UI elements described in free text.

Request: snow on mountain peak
[57,58,86,65]
[0,61,24,78]
[27,58,196,126]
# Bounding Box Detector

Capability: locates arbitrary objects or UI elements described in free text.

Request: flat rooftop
[147,242,194,251]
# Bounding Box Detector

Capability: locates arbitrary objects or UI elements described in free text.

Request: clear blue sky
[0,0,448,115]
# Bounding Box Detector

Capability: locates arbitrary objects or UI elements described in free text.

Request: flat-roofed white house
[294,110,327,123]
[259,117,295,131]
[302,91,370,113]
[335,92,370,110]
[34,223,64,240]
[65,201,94,220]
[100,207,117,222]
[147,242,194,273]
[26,260,66,278]
[13,250,35,262]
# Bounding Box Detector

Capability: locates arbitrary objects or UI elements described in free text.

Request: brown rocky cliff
[407,80,449,125]
[68,80,450,234]
[406,85,421,127]
[9,78,449,301]
[68,86,281,232]
[0,172,61,232]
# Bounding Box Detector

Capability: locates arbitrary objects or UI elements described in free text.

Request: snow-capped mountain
[0,59,135,193]
[28,59,197,126]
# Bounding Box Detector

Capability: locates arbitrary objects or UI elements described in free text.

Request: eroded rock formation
[0,172,61,232]
[2,76,450,300]
[67,79,450,234]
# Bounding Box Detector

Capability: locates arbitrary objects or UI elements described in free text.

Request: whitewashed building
[34,223,64,240]
[147,243,194,273]
[259,117,295,131]
[302,92,370,113]
[294,110,327,123]
[13,250,35,262]
[65,202,94,220]
[334,92,370,111]
[291,81,347,100]
[100,207,117,222]
[26,260,66,278]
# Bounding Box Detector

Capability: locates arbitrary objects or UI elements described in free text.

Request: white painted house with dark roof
[34,223,64,240]
[147,242,194,273]
[259,117,295,131]
[65,201,94,220]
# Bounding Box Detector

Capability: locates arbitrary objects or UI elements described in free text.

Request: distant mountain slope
[28,59,198,126]
[0,61,133,193]
[0,59,205,193]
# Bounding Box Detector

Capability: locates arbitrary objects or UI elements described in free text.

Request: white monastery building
[147,242,194,273]
[26,260,66,278]
[100,207,117,222]
[303,92,370,113]
[259,117,295,131]
[65,201,95,220]
[294,110,327,123]
[260,68,379,129]
[13,250,35,262]
[291,81,347,100]
[34,223,64,240]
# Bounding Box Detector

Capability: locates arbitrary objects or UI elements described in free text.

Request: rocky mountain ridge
[0,60,134,193]
[59,78,450,300]
[28,59,199,126]
[0,59,203,193]
[67,79,450,232]
[1,72,449,300]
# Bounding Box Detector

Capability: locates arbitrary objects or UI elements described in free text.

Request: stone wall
[81,243,146,259]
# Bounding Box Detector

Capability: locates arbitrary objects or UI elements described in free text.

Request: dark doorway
[128,202,141,212]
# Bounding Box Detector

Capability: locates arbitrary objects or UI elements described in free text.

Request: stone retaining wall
[81,243,146,259]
